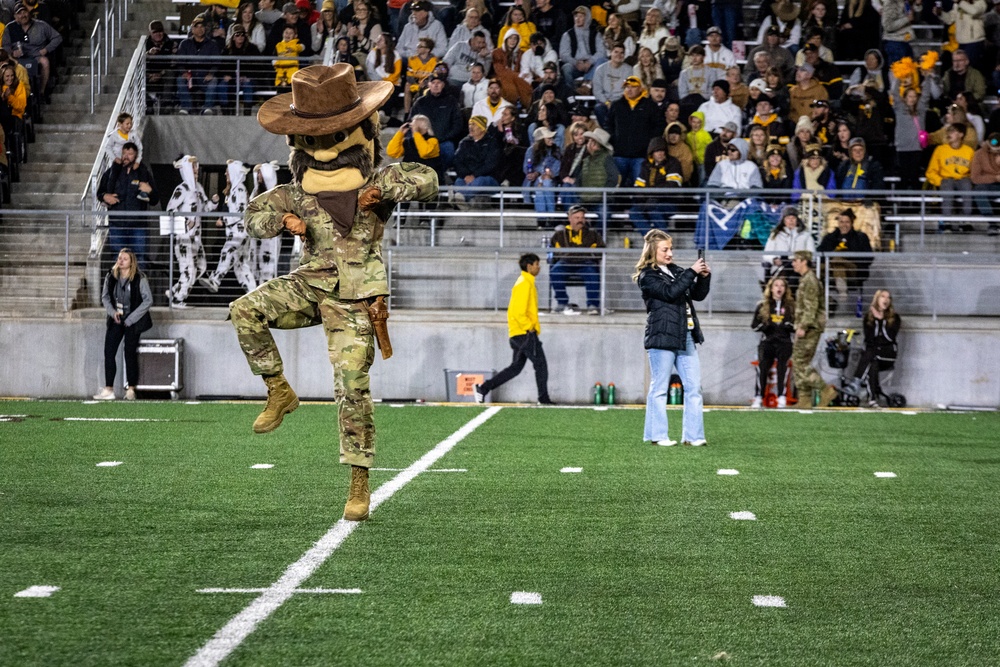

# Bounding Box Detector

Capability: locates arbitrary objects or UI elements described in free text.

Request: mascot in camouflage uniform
[230,64,439,521]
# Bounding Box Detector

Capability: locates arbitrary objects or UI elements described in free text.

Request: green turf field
[1,400,998,666]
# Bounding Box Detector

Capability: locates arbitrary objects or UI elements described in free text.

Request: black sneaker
[538,398,554,405]
[938,223,953,234]
[960,224,975,233]
[989,225,1000,236]
[473,384,486,404]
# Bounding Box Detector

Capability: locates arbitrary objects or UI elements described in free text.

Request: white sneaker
[586,307,600,316]
[472,383,486,404]
[776,395,786,409]
[93,387,115,400]
[125,388,137,401]
[653,439,678,447]
[750,396,762,409]
[684,439,708,447]
[562,306,581,315]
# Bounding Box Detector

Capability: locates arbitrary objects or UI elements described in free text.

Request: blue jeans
[881,40,913,66]
[176,74,221,111]
[630,202,677,233]
[561,56,606,86]
[644,333,704,443]
[684,28,705,48]
[220,76,255,110]
[525,177,557,212]
[973,182,1000,215]
[108,225,148,267]
[711,4,740,47]
[550,261,599,308]
[456,175,499,198]
[438,141,456,170]
[614,157,645,188]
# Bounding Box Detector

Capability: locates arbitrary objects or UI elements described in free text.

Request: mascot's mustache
[289,145,373,183]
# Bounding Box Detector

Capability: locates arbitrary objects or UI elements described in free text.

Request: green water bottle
[606,383,616,405]
[593,382,604,405]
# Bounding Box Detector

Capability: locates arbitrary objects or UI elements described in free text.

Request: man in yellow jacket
[926,122,975,232]
[474,253,554,404]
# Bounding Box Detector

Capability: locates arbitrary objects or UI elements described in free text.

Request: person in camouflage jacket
[230,64,439,522]
[790,250,837,407]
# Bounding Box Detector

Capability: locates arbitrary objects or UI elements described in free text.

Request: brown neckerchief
[314,190,359,238]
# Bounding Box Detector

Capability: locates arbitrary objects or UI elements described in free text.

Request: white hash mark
[752,595,786,608]
[510,591,543,605]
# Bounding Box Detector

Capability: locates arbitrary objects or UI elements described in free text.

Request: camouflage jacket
[794,270,826,332]
[245,163,438,300]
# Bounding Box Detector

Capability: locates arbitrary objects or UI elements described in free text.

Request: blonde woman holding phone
[634,230,711,446]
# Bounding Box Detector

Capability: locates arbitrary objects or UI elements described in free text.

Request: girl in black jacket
[93,248,154,401]
[750,276,796,408]
[633,229,711,447]
[853,289,901,407]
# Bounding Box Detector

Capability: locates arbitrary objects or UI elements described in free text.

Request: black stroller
[824,330,906,408]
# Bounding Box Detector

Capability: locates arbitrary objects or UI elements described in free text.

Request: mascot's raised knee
[230,64,439,521]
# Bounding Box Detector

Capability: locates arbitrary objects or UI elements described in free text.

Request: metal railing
[89,0,132,113]
[8,185,996,315]
[82,37,148,212]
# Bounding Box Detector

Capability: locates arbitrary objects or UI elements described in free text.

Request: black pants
[756,339,793,398]
[104,320,143,387]
[854,346,890,399]
[480,332,550,402]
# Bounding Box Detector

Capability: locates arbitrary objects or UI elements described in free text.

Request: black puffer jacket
[638,265,711,350]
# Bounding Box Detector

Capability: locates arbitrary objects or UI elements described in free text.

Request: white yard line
[62,418,172,422]
[369,467,468,473]
[197,588,362,595]
[184,406,502,667]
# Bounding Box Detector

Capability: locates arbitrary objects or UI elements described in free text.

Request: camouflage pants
[792,328,825,399]
[230,274,376,467]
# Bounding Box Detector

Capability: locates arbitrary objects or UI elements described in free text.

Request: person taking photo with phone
[634,230,711,447]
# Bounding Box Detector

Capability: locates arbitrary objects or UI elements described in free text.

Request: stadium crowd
[0,0,78,201]
[141,0,1000,235]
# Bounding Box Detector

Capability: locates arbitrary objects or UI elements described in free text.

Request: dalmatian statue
[199,159,257,294]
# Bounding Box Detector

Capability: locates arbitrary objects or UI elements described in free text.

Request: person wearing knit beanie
[695,77,741,134]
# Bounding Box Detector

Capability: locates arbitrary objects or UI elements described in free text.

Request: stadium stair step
[0,2,179,315]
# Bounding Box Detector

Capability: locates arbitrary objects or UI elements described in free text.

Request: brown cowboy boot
[343,466,370,521]
[252,374,299,433]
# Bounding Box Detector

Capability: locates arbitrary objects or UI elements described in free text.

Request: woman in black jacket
[853,289,901,407]
[750,276,796,409]
[633,229,711,447]
[93,248,154,401]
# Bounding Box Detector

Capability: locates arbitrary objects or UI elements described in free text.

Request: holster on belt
[366,295,392,360]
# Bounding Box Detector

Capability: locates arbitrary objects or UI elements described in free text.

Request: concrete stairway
[0,0,175,317]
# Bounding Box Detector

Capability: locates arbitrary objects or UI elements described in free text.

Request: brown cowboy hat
[771,0,800,22]
[257,64,394,136]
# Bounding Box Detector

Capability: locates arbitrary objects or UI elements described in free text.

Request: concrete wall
[2,310,998,408]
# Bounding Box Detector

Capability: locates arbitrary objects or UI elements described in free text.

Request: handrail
[89,19,102,113]
[82,36,148,212]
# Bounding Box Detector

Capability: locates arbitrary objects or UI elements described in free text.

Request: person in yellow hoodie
[926,122,976,232]
[473,253,553,404]
[273,24,304,86]
[686,110,712,185]
[386,113,442,180]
